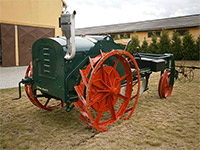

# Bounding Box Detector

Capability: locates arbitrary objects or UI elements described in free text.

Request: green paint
[29,36,177,111]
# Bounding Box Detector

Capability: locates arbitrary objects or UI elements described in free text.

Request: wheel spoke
[103,66,113,86]
[131,94,137,99]
[108,97,116,120]
[118,94,128,101]
[96,90,110,93]
[132,81,138,87]
[113,58,119,70]
[88,93,110,106]
[96,111,103,123]
[44,98,51,107]
[116,74,129,84]
[110,67,118,86]
[99,80,111,89]
[107,72,113,87]
[90,93,103,105]
[92,81,104,90]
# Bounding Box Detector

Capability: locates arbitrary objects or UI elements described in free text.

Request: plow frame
[134,53,178,88]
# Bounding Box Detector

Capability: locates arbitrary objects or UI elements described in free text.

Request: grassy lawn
[0,61,199,150]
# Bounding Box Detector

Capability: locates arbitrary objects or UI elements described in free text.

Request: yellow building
[113,27,200,45]
[76,14,200,45]
[0,0,64,66]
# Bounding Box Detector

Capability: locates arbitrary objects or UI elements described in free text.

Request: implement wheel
[24,62,64,111]
[158,71,173,98]
[74,50,140,132]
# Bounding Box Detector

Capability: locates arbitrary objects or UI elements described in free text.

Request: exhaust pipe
[60,10,76,60]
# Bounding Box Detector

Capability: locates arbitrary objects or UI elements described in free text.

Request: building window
[119,33,130,39]
[110,34,115,38]
[148,31,160,38]
[176,30,188,36]
[120,34,123,39]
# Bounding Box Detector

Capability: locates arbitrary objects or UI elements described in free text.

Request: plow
[176,61,200,82]
[14,10,178,132]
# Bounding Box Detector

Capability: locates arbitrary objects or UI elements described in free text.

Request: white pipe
[61,11,76,60]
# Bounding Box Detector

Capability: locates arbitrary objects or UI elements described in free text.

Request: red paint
[158,71,173,98]
[74,50,140,132]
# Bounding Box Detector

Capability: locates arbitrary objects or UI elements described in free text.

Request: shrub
[182,31,195,60]
[193,35,200,60]
[128,33,140,54]
[123,33,129,39]
[159,30,171,54]
[171,31,182,60]
[118,43,126,50]
[148,32,159,53]
[140,40,148,53]
[113,35,119,40]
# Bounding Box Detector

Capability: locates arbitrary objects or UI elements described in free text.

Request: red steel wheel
[158,71,173,98]
[24,62,64,111]
[75,50,140,132]
[158,72,165,98]
[74,55,103,125]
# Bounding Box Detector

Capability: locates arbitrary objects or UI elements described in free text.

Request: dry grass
[0,61,199,150]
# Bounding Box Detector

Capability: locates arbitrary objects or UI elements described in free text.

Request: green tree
[118,43,126,50]
[148,33,159,53]
[140,40,148,53]
[182,31,195,60]
[159,30,171,54]
[113,35,119,40]
[123,33,128,39]
[194,35,200,60]
[171,31,182,60]
[128,33,140,54]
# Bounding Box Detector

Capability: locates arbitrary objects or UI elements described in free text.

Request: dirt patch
[0,61,199,150]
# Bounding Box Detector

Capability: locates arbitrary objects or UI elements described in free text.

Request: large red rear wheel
[24,62,64,111]
[74,50,140,132]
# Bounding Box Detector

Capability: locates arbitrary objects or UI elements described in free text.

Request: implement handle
[12,81,22,100]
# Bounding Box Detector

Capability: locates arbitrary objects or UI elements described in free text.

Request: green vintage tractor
[14,11,178,132]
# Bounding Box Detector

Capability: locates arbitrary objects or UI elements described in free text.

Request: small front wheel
[158,71,173,98]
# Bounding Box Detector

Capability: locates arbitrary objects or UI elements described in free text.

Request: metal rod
[176,65,200,69]
[12,81,22,100]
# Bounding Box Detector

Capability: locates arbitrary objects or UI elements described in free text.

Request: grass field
[0,61,199,150]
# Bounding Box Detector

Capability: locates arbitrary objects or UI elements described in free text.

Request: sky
[65,0,200,28]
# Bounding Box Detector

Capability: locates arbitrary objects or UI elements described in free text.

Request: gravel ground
[0,61,199,150]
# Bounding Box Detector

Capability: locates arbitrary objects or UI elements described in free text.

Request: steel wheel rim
[158,72,165,98]
[87,50,139,131]
[159,71,173,98]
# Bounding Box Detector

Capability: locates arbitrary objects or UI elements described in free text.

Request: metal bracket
[66,100,74,112]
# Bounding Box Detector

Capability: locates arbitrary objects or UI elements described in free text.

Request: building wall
[114,27,200,46]
[0,0,63,66]
[0,0,62,36]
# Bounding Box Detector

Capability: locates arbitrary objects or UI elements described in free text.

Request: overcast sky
[66,0,200,28]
